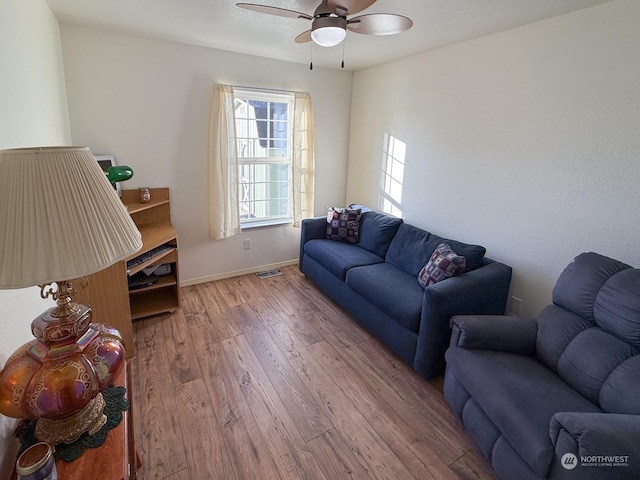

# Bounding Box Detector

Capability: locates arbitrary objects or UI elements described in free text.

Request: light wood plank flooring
[131,265,497,480]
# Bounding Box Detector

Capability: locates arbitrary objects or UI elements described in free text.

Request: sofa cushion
[594,268,640,347]
[386,224,485,276]
[536,304,594,372]
[355,210,403,258]
[417,243,466,287]
[326,207,362,243]
[552,252,631,322]
[556,327,638,406]
[304,239,384,280]
[600,354,640,414]
[346,263,424,332]
[446,347,601,477]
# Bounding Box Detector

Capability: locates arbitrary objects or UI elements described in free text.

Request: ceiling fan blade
[295,30,312,43]
[347,13,413,35]
[327,0,376,16]
[236,3,312,21]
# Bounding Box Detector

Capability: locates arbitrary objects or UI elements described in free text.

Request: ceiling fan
[236,0,413,48]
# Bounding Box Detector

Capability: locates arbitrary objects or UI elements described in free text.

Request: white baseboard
[181,259,299,287]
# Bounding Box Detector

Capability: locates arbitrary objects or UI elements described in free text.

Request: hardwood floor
[131,266,497,480]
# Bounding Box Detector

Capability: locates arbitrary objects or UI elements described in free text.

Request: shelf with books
[121,188,180,320]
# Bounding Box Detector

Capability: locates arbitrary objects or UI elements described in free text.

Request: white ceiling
[45,0,613,71]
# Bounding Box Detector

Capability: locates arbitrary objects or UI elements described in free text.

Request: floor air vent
[256,269,282,279]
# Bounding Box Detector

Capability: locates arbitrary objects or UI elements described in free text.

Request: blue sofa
[444,252,640,480]
[299,207,512,379]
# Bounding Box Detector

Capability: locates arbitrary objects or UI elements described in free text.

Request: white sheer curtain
[292,92,315,226]
[209,84,241,240]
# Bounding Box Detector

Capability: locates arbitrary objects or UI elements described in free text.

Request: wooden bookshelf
[121,188,180,321]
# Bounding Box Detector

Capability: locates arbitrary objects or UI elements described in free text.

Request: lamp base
[35,393,107,444]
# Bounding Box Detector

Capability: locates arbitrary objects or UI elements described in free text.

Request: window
[234,89,294,227]
[209,84,313,240]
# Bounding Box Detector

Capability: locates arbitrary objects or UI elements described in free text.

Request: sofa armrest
[449,315,537,354]
[299,216,327,271]
[549,412,640,479]
[413,259,513,378]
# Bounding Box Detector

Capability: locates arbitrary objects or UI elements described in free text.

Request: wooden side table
[12,362,139,480]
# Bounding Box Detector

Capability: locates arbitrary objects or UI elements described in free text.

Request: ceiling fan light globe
[311,26,346,47]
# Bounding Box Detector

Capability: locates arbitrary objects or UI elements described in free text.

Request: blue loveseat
[444,252,640,479]
[299,207,512,379]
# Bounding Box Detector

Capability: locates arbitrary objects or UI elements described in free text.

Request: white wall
[59,26,353,284]
[347,0,640,318]
[0,1,71,476]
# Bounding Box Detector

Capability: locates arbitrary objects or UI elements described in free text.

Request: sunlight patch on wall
[378,133,406,217]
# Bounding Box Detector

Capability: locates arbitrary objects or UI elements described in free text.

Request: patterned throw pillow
[326,207,362,243]
[417,243,466,287]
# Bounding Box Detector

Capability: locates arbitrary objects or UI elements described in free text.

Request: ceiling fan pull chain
[310,42,313,70]
[341,38,345,69]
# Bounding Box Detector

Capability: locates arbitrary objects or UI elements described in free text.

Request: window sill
[241,218,293,230]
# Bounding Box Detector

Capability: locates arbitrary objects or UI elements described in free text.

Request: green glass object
[105,165,133,183]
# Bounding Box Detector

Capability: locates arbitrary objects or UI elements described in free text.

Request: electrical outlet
[510,296,523,315]
[243,239,251,250]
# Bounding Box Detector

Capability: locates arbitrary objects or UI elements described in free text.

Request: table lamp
[0,146,142,444]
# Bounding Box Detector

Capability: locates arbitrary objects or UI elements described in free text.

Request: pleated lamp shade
[0,146,142,288]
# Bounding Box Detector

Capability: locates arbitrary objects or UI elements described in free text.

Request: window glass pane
[234,90,293,225]
[246,101,289,149]
[239,162,290,221]
[235,100,291,160]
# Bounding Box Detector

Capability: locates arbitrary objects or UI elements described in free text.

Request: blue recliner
[444,252,640,480]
